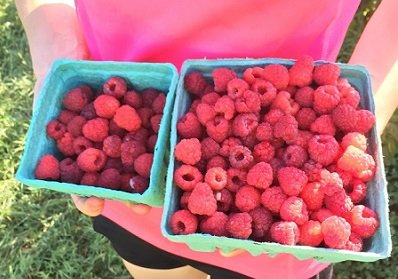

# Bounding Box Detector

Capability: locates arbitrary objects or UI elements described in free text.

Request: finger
[219,248,246,257]
[71,195,104,217]
[124,202,152,215]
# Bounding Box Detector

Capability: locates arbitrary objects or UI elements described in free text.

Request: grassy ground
[0,0,396,278]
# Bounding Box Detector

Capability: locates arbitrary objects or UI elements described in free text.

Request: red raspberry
[229,145,253,169]
[174,165,203,191]
[134,153,153,178]
[308,135,340,166]
[113,105,142,132]
[355,110,375,134]
[73,136,93,155]
[137,107,153,129]
[341,132,367,151]
[310,115,336,136]
[124,90,143,109]
[120,141,146,168]
[235,185,261,212]
[337,146,375,181]
[286,130,313,150]
[175,138,202,165]
[177,112,203,139]
[269,158,284,177]
[123,128,149,145]
[205,167,227,190]
[313,63,340,86]
[103,157,123,171]
[299,220,323,247]
[80,103,98,120]
[249,206,273,241]
[235,90,261,113]
[311,208,334,222]
[273,115,298,141]
[288,55,314,87]
[77,148,107,172]
[206,116,231,143]
[46,120,66,140]
[103,135,122,158]
[262,64,289,90]
[142,88,161,107]
[109,119,126,138]
[66,116,87,137]
[127,175,149,193]
[332,104,358,133]
[346,179,367,204]
[207,155,228,170]
[213,68,237,93]
[171,209,198,235]
[242,67,264,85]
[344,233,363,252]
[59,158,84,184]
[337,78,351,90]
[227,78,249,100]
[232,113,258,138]
[150,114,162,133]
[103,76,127,99]
[283,145,308,168]
[80,172,99,186]
[214,188,234,212]
[294,86,314,108]
[324,189,353,216]
[219,137,241,157]
[339,86,360,108]
[196,103,217,125]
[214,95,235,120]
[313,85,340,114]
[58,110,78,124]
[255,122,273,142]
[319,169,343,196]
[270,221,299,245]
[188,182,217,216]
[35,154,60,180]
[147,134,157,152]
[329,165,353,187]
[263,109,284,126]
[97,168,120,189]
[152,94,166,114]
[277,167,308,196]
[57,132,75,156]
[247,162,273,189]
[93,95,120,119]
[184,71,208,96]
[253,141,275,163]
[280,197,309,225]
[296,108,316,130]
[261,186,288,214]
[180,191,191,209]
[226,168,247,192]
[271,91,299,115]
[63,87,90,112]
[226,212,253,239]
[346,205,379,239]
[321,216,351,249]
[251,79,277,107]
[201,92,221,105]
[300,182,324,211]
[199,212,229,236]
[200,137,220,160]
[82,118,109,142]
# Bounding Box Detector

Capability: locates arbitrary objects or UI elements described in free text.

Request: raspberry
[337,78,351,90]
[103,76,127,99]
[206,116,230,143]
[235,185,261,212]
[63,87,90,112]
[124,90,143,109]
[260,186,287,213]
[134,153,153,178]
[247,162,273,189]
[174,165,203,191]
[59,158,84,184]
[141,88,161,107]
[80,172,99,186]
[214,188,234,212]
[329,165,353,187]
[283,145,308,168]
[286,130,313,150]
[271,91,299,115]
[253,141,275,163]
[123,128,149,145]
[263,109,284,126]
[274,115,298,141]
[300,182,324,211]
[232,113,258,138]
[242,67,264,85]
[296,108,316,130]
[46,120,66,140]
[229,145,253,169]
[235,90,261,113]
[262,64,289,90]
[341,132,367,151]
[214,95,235,120]
[175,138,202,165]
[73,136,93,155]
[113,105,142,132]
[269,158,284,177]
[35,154,60,180]
[319,169,343,196]
[227,78,249,99]
[147,134,158,153]
[280,197,309,225]
[66,116,87,137]
[346,205,379,238]
[313,63,340,86]
[219,137,241,157]
[57,132,75,156]
[97,168,120,189]
[80,103,98,120]
[177,112,202,139]
[249,206,273,241]
[277,167,308,196]
[199,138,219,160]
[171,209,198,235]
[103,157,123,171]
[184,71,208,96]
[311,208,334,222]
[102,135,122,158]
[226,212,253,239]
[213,68,237,93]
[346,179,367,204]
[207,155,228,170]
[188,182,217,216]
[251,79,277,107]
[120,141,146,168]
[288,55,314,87]
[308,135,340,166]
[76,148,107,172]
[195,103,216,126]
[339,86,360,108]
[226,168,247,192]
[128,175,149,193]
[152,94,166,114]
[321,216,351,249]
[199,212,229,236]
[294,86,314,108]
[299,220,323,247]
[109,119,126,138]
[337,146,376,181]
[355,110,375,134]
[82,118,109,142]
[180,191,191,209]
[313,85,340,114]
[270,221,299,245]
[255,122,273,142]
[58,110,78,124]
[324,189,353,216]
[137,107,153,129]
[205,167,227,190]
[93,95,120,119]
[310,115,336,136]
[344,233,363,252]
[201,92,220,105]
[332,104,358,133]
[150,114,162,133]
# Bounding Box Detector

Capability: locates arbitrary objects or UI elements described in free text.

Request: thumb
[71,195,105,217]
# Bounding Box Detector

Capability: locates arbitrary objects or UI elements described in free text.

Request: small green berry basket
[16,59,178,207]
[161,58,392,263]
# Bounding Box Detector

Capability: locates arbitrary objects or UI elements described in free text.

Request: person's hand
[219,248,246,257]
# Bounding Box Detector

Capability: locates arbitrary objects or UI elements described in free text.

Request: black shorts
[93,215,332,279]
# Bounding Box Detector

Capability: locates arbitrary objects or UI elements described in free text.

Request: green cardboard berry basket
[16,59,178,207]
[161,58,392,262]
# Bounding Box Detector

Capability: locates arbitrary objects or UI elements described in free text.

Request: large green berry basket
[161,58,392,262]
[16,59,178,207]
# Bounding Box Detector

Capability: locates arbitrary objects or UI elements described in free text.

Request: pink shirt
[75,1,360,278]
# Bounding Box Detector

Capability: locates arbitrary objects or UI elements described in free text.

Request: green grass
[0,0,397,278]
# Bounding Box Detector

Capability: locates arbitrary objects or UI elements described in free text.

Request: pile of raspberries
[34,76,166,194]
[170,56,379,251]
